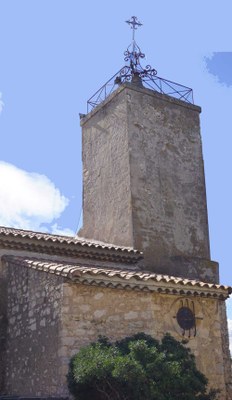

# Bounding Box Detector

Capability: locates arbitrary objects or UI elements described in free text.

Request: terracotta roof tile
[3,256,231,300]
[0,226,138,251]
[0,226,142,262]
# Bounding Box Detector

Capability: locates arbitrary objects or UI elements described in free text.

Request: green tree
[67,333,219,400]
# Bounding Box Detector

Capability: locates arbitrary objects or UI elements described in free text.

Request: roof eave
[71,274,231,300]
[0,230,142,264]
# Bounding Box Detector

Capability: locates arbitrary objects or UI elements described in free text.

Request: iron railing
[87,66,194,113]
[87,17,194,113]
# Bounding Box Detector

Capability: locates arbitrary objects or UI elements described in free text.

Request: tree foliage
[67,333,219,400]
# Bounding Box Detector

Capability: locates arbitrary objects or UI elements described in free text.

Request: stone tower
[81,18,218,284]
[0,17,231,400]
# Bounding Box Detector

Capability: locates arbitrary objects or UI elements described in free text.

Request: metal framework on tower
[87,17,194,113]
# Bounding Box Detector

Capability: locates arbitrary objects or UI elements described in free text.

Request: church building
[0,17,231,399]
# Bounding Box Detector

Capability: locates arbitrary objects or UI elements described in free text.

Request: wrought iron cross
[125,16,142,42]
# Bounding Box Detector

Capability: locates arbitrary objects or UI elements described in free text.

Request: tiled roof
[0,226,142,262]
[0,226,137,251]
[4,256,231,299]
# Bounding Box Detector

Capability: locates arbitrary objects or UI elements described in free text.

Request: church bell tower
[80,17,218,284]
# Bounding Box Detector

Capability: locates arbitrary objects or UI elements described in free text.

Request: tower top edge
[80,83,201,126]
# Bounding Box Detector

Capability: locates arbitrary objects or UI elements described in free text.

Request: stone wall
[60,282,231,400]
[125,86,216,280]
[1,259,231,399]
[81,84,218,282]
[81,86,133,248]
[3,262,64,397]
[0,277,7,393]
[127,86,209,261]
[219,300,232,398]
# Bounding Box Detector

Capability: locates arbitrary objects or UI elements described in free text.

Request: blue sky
[0,0,231,345]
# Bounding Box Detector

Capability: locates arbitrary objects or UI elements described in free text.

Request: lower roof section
[3,256,231,300]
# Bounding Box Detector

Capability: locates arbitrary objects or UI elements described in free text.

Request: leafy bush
[67,333,219,400]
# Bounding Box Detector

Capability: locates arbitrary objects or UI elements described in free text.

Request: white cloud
[0,161,70,232]
[51,223,75,237]
[0,93,4,114]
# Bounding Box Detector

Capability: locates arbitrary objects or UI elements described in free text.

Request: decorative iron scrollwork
[86,17,194,112]
[114,17,158,83]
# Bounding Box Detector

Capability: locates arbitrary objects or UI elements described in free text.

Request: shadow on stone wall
[0,278,8,394]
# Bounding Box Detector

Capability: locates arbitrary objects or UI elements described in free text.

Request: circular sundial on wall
[176,306,195,331]
[172,298,203,338]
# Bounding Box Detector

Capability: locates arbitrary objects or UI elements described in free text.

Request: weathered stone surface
[59,282,231,399]
[0,278,7,394]
[81,87,133,247]
[0,254,231,399]
[219,300,232,398]
[3,264,64,397]
[81,84,216,281]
